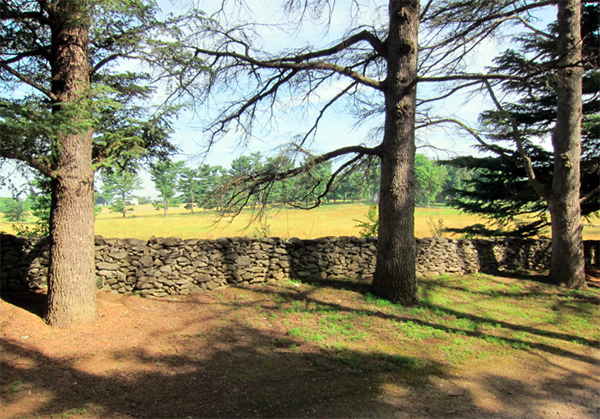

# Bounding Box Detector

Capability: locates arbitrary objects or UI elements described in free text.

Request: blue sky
[0,0,557,198]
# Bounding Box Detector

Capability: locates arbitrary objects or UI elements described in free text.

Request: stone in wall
[1,233,597,297]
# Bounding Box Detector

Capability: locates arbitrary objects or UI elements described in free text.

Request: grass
[259,273,599,368]
[2,271,599,418]
[3,202,599,239]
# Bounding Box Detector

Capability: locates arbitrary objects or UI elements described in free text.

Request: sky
[0,0,557,199]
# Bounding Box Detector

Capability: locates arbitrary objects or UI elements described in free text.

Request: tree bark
[190,187,195,214]
[45,1,98,328]
[548,0,585,288]
[371,0,420,305]
[122,190,127,217]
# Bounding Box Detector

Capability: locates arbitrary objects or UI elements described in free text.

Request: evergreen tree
[1,197,29,222]
[178,166,202,213]
[197,164,227,210]
[100,169,142,218]
[0,1,208,327]
[443,4,599,239]
[150,160,184,217]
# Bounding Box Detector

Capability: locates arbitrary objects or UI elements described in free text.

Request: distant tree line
[2,153,474,227]
[88,152,469,219]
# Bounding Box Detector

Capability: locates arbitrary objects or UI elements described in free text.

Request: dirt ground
[1,274,599,419]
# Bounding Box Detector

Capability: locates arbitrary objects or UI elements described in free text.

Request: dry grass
[91,204,489,240]
[2,202,598,240]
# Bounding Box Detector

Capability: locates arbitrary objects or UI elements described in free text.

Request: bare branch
[289,153,364,210]
[418,73,523,83]
[416,80,481,105]
[278,29,387,62]
[580,185,600,205]
[0,62,57,100]
[416,117,520,163]
[508,15,555,39]
[193,43,383,90]
[208,69,298,137]
[296,81,358,147]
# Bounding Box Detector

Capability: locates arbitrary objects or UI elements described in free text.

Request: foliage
[354,205,379,238]
[178,166,202,213]
[150,160,184,216]
[0,1,207,178]
[425,217,446,237]
[100,169,143,217]
[0,0,212,326]
[12,175,51,237]
[415,154,448,207]
[442,3,599,238]
[2,198,30,222]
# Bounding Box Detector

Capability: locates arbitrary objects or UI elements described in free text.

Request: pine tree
[0,1,207,327]
[443,4,599,240]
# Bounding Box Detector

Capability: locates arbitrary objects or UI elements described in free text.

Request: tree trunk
[45,1,98,328]
[164,199,169,217]
[548,0,585,288]
[371,0,419,305]
[122,190,127,217]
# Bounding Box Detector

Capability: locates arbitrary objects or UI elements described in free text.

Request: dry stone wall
[1,233,598,296]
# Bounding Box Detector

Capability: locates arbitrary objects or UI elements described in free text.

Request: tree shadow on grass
[3,293,599,419]
[1,316,449,418]
[231,279,599,365]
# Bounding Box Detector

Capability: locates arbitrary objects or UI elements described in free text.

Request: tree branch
[580,185,600,205]
[418,73,523,83]
[208,69,298,138]
[0,149,55,178]
[296,81,358,148]
[416,117,521,163]
[279,30,387,62]
[483,79,551,201]
[193,47,383,90]
[289,153,364,210]
[0,62,57,100]
[416,80,481,105]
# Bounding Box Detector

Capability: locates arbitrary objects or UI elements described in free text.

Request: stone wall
[1,233,598,296]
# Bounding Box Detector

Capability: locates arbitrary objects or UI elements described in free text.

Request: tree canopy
[442,3,599,238]
[0,0,209,327]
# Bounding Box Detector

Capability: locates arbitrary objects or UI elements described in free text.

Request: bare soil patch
[1,273,599,419]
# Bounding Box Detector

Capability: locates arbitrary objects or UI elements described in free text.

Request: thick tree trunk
[371,0,419,305]
[45,1,98,328]
[549,0,585,288]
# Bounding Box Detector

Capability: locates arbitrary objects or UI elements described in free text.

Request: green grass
[9,380,23,394]
[265,273,599,373]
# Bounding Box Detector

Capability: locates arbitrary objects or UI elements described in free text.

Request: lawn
[1,272,598,418]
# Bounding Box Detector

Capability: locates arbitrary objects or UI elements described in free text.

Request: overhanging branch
[0,62,57,100]
[193,47,382,90]
[483,79,551,201]
[418,73,523,83]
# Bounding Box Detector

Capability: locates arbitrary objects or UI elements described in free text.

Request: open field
[3,203,599,240]
[2,273,599,418]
